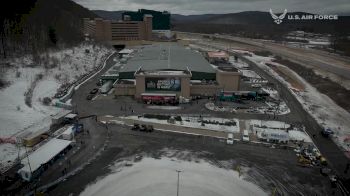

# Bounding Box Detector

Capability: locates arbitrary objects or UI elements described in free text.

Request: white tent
[18,138,72,181]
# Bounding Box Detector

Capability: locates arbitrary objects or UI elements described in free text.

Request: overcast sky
[73,0,350,15]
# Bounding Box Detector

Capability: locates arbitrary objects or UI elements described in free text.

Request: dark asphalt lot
[47,123,337,196]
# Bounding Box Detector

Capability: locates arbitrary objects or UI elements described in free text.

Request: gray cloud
[73,0,350,15]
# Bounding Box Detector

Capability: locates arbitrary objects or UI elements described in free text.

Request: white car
[242,130,250,142]
[227,133,234,144]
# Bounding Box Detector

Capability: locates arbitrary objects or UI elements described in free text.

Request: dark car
[96,81,103,86]
[132,123,140,131]
[90,88,99,94]
[86,94,94,100]
[321,128,334,137]
[146,125,154,132]
[140,124,147,132]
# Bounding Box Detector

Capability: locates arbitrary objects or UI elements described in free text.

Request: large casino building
[113,43,241,103]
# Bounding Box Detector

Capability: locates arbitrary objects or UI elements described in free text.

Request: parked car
[321,128,334,138]
[86,94,94,100]
[146,125,154,132]
[242,130,250,142]
[140,124,147,132]
[90,88,99,94]
[96,80,103,86]
[138,124,154,132]
[227,133,234,144]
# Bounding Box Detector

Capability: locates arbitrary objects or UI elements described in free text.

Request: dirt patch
[273,58,350,112]
[266,63,305,91]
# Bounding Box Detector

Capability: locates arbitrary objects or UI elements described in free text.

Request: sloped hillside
[0,0,97,59]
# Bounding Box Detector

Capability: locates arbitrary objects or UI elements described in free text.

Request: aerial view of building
[114,43,241,102]
[1,1,350,196]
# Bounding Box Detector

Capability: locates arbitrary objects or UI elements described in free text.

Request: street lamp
[176,170,182,196]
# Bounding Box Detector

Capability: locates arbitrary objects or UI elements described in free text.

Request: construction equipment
[297,155,311,167]
[320,156,327,166]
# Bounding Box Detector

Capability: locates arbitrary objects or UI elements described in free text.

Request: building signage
[145,78,181,91]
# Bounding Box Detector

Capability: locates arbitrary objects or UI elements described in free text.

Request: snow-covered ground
[239,69,261,78]
[0,43,113,172]
[249,119,290,129]
[123,116,240,133]
[242,51,350,151]
[80,156,268,196]
[261,87,279,100]
[146,105,182,110]
[229,56,249,69]
[205,102,236,113]
[284,31,331,49]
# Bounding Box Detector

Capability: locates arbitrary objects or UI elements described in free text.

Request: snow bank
[289,130,312,143]
[80,157,267,196]
[250,120,290,129]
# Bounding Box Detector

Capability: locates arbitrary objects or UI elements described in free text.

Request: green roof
[119,43,216,75]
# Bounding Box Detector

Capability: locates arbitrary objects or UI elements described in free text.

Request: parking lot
[46,122,338,196]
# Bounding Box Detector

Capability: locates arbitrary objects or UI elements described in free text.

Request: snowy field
[241,51,350,150]
[124,116,240,133]
[285,31,331,49]
[0,43,113,172]
[80,156,267,196]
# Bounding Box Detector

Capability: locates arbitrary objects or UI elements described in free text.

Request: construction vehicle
[320,156,327,166]
[297,155,311,167]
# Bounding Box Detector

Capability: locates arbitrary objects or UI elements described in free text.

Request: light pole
[176,170,182,196]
